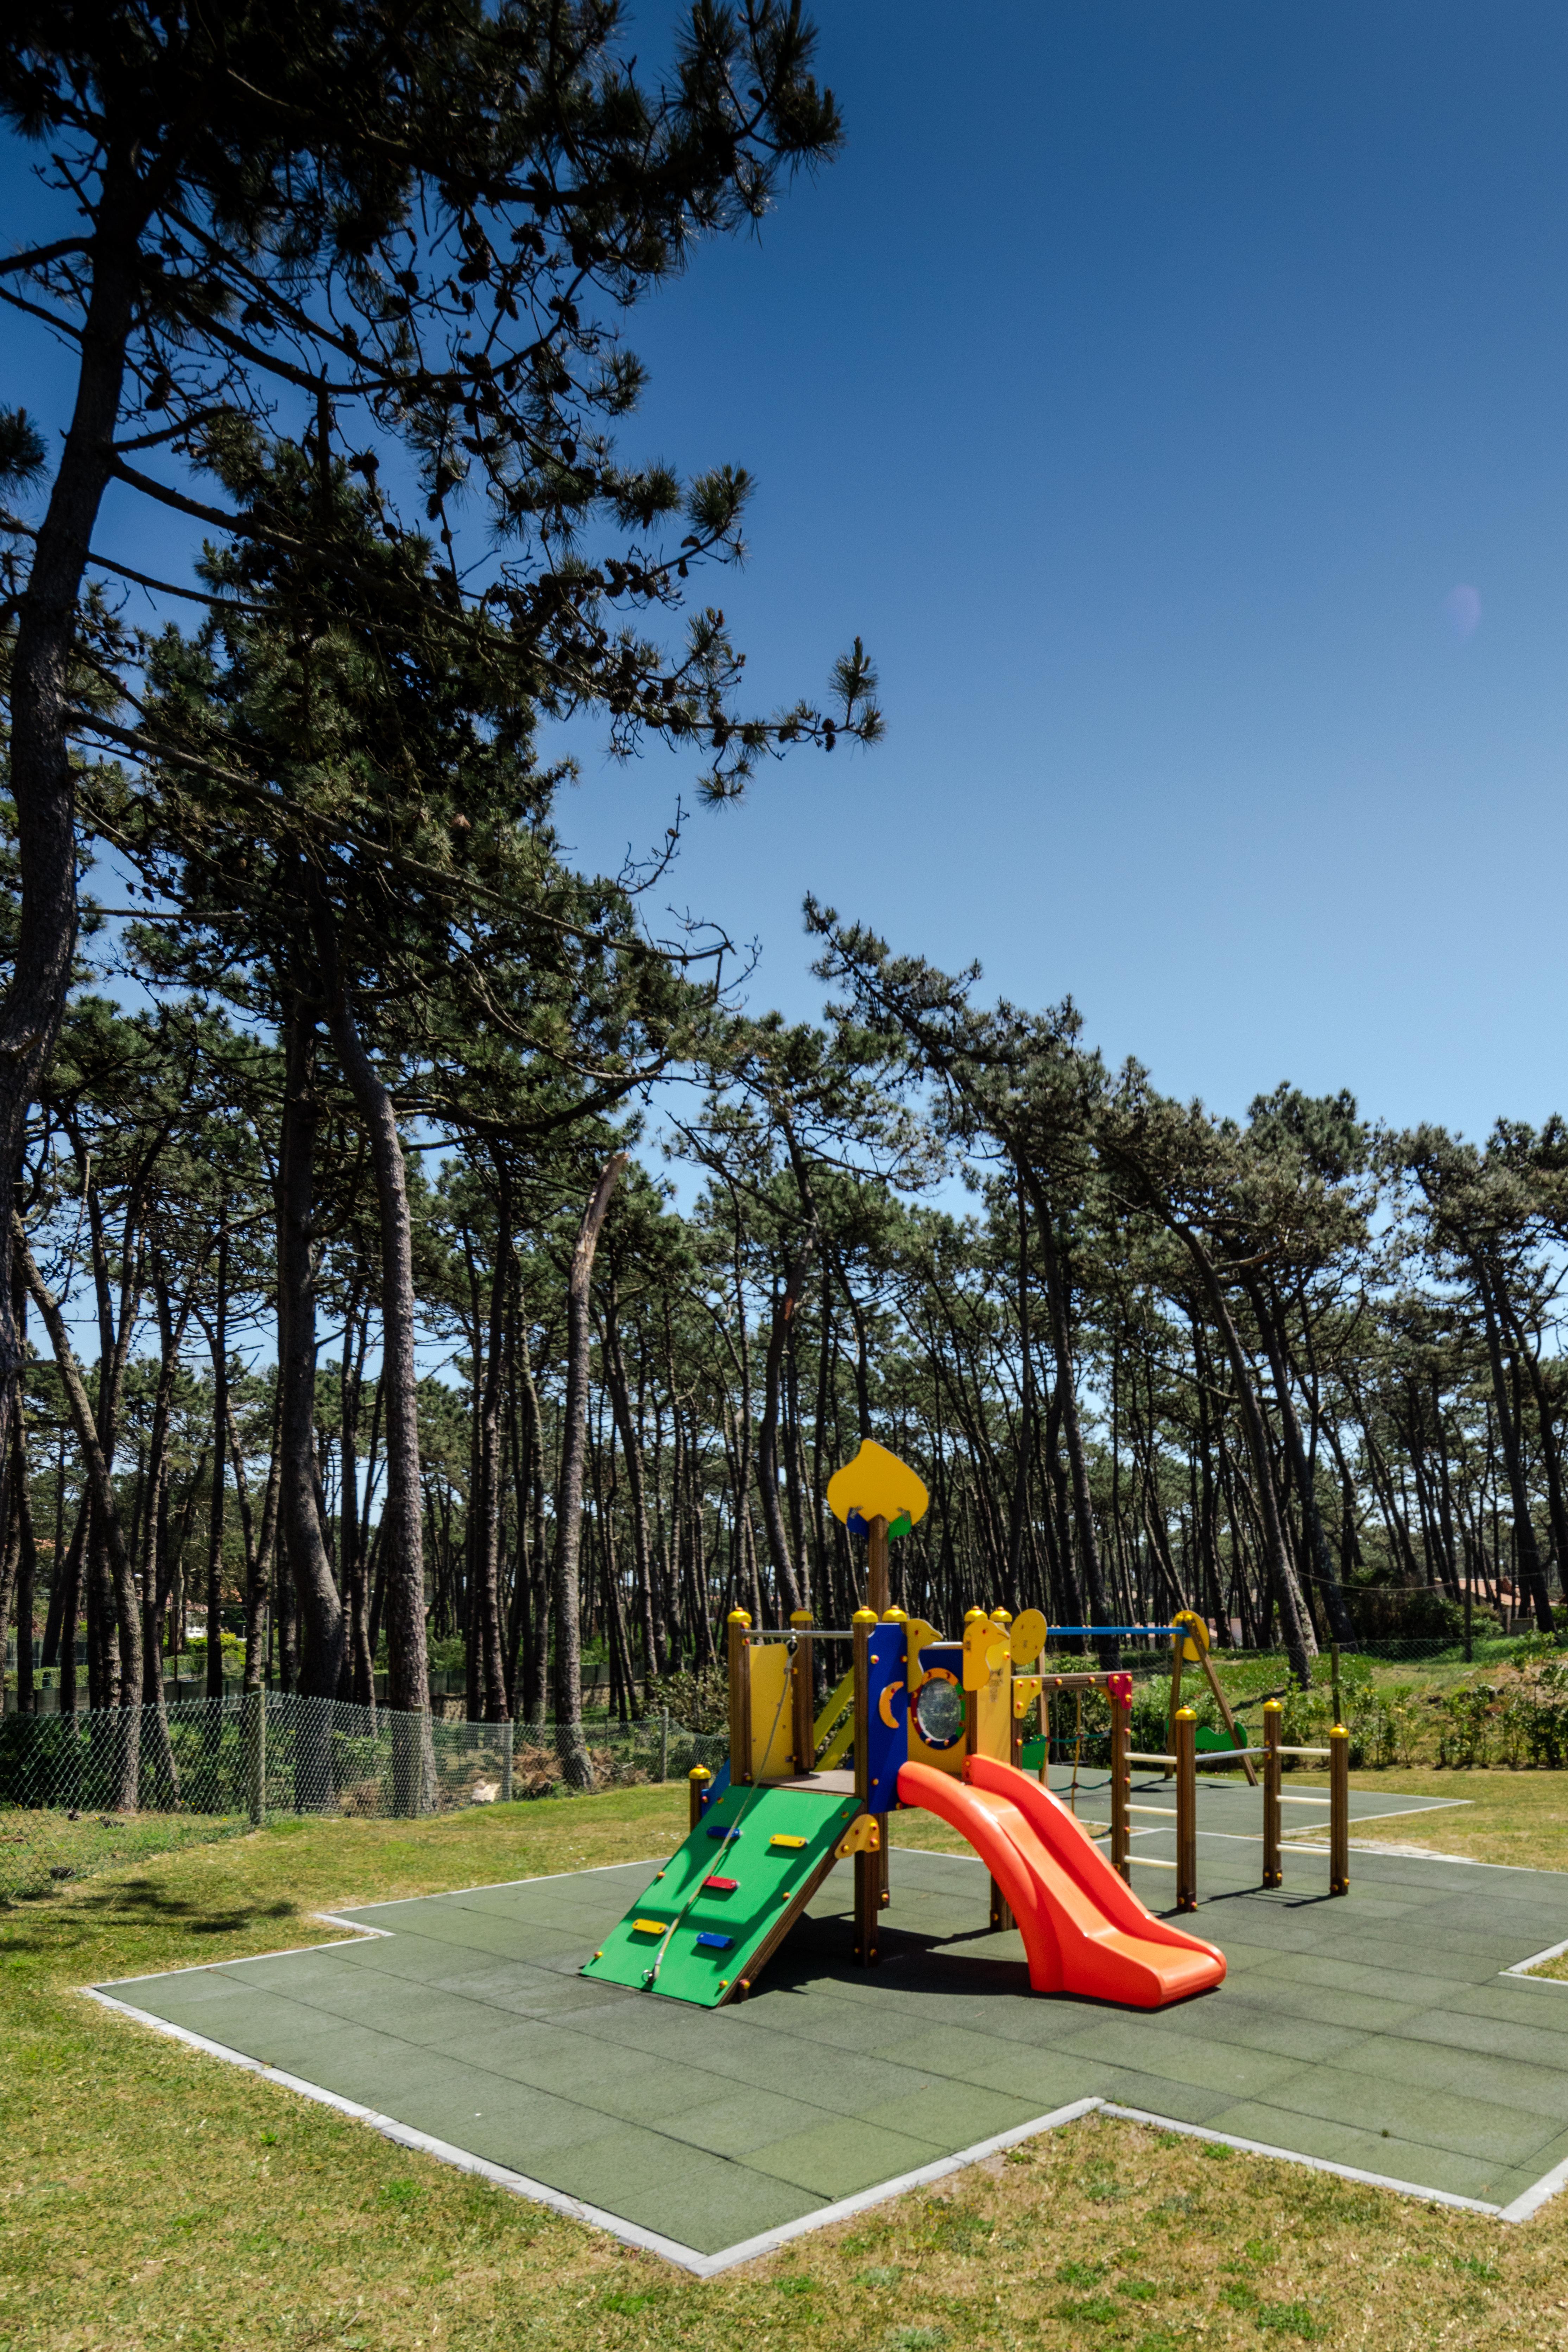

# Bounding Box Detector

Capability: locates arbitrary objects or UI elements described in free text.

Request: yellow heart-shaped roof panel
[826,1439,930,1531]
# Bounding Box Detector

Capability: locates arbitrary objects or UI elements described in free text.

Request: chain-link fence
[0,1693,727,1907]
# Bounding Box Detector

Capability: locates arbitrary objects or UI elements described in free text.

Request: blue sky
[9,2,1568,1147]
[555,0,1568,1142]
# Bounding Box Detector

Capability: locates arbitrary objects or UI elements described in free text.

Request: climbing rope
[644,1632,798,1992]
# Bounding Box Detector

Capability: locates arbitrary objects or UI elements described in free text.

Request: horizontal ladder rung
[1127,1804,1177,1817]
[1277,1794,1331,1806]
[1126,1752,1176,1766]
[1127,1855,1178,1871]
[1276,1745,1330,1758]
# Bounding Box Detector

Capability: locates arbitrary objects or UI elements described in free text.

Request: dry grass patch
[1283,1767,1568,1871]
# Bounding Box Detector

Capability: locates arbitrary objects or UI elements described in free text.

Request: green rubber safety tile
[1244,2062,1561,2169]
[103,1964,254,2009]
[1380,2002,1568,2070]
[867,2026,1107,2107]
[1199,2099,1515,2204]
[261,2029,482,2108]
[394,2071,626,2156]
[1345,2032,1568,2123]
[696,2038,946,2113]
[1157,1999,1369,2069]
[561,2056,779,2131]
[1248,1950,1478,2009]
[1501,2120,1568,2191]
[864,2023,1053,2088]
[193,1950,366,1996]
[422,1965,631,2020]
[1232,1976,1423,2036]
[856,2082,1041,2146]
[653,2088,843,2160]
[744,2116,947,2200]
[285,1982,526,2052]
[122,1979,349,2048]
[743,1991,960,2057]
[1088,2069,1235,2127]
[1295,1930,1501,1987]
[417,2011,636,2087]
[563,2005,741,2073]
[368,1907,581,1959]
[539,2136,826,2256]
[1099,2034,1310,2104]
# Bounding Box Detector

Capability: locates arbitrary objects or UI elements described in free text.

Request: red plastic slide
[896,1755,1226,2008]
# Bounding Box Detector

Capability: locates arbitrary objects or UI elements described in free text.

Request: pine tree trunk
[0,197,138,1480]
[276,999,344,1711]
[553,1155,626,1786]
[311,907,431,1804]
[15,1222,142,1802]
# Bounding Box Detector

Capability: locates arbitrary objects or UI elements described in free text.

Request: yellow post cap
[880,1606,908,1623]
[727,1608,752,1626]
[963,1607,989,1626]
[1331,1722,1349,1738]
[789,1608,814,1625]
[689,1765,712,1783]
[1263,1698,1283,1713]
[1176,1706,1197,1720]
[852,1606,879,1626]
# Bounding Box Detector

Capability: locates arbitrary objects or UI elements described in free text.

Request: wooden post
[727,1609,752,1785]
[1175,1705,1197,1911]
[867,1515,890,1616]
[1330,1639,1342,1728]
[852,1607,879,1964]
[689,1764,712,1831]
[1038,1683,1050,1784]
[1165,1631,1184,1778]
[1329,1721,1350,1896]
[1110,1681,1130,1884]
[790,1608,814,1776]
[1262,1699,1282,1890]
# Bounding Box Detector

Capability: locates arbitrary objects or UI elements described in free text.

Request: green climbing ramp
[581,1782,865,2008]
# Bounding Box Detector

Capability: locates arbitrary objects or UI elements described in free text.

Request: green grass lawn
[8,1778,1568,2350]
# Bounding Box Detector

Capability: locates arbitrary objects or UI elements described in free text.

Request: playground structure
[583,1441,1348,2017]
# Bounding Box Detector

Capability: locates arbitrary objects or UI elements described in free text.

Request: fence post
[1175,1705,1197,1911]
[1329,1721,1350,1895]
[500,1720,514,1805]
[1110,1681,1130,1884]
[246,1686,265,1827]
[1262,1699,1283,1889]
[660,1708,670,1783]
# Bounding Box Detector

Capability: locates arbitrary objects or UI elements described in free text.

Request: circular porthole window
[913,1675,965,1750]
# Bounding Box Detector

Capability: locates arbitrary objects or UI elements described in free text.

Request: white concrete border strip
[1502,1935,1568,1988]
